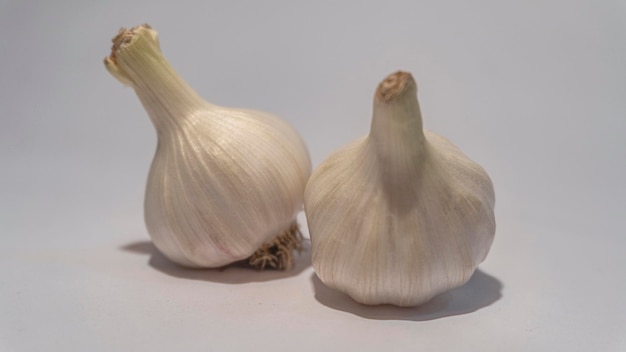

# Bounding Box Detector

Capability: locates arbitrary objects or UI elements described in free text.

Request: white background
[1,1,625,351]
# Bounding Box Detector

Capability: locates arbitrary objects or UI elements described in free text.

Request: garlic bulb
[104,24,311,269]
[304,71,495,306]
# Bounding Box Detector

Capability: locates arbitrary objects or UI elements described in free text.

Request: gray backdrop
[1,1,625,351]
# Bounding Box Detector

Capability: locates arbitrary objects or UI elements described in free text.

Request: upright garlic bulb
[304,71,495,306]
[104,24,311,269]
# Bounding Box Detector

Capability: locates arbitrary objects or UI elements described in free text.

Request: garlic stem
[105,25,205,134]
[369,71,427,200]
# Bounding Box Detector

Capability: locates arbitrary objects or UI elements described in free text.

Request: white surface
[1,1,625,351]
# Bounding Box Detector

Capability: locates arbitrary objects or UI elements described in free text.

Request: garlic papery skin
[104,24,311,269]
[304,71,495,306]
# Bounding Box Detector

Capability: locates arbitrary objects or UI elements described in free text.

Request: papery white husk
[105,25,311,268]
[304,71,495,306]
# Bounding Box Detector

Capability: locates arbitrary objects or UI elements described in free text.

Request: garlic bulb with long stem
[104,24,311,269]
[304,71,495,306]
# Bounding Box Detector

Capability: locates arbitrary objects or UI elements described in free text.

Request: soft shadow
[311,269,502,321]
[120,240,312,284]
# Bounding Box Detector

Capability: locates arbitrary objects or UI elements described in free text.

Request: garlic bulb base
[247,222,304,270]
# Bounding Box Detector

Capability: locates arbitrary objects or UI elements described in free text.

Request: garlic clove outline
[304,71,495,306]
[104,24,311,269]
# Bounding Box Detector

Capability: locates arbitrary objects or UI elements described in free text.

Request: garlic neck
[368,71,427,177]
[104,25,206,134]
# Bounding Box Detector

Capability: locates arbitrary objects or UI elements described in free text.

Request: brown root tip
[376,70,416,102]
[108,23,152,64]
[247,222,305,270]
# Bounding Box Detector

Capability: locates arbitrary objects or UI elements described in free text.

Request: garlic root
[247,222,304,270]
